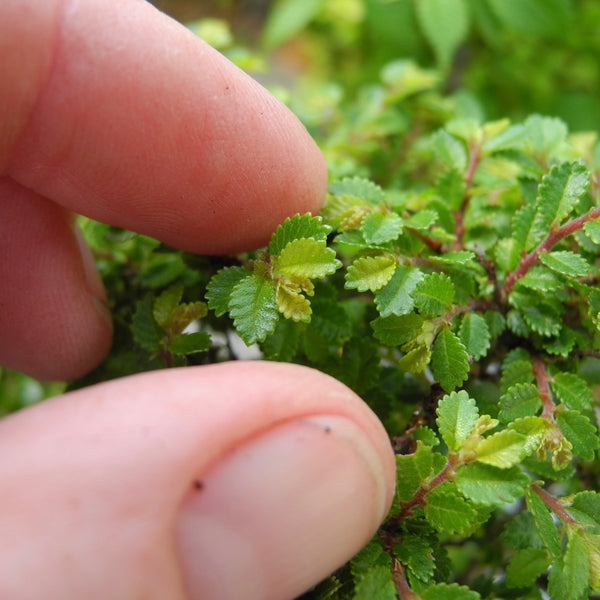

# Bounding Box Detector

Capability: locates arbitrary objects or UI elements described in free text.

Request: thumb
[0,362,395,600]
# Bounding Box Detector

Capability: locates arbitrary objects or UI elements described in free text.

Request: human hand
[0,1,396,599]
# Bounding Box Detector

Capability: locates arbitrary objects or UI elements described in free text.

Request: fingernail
[176,415,391,600]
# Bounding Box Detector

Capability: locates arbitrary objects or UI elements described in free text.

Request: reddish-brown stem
[452,141,481,250]
[502,205,600,297]
[390,455,458,524]
[533,357,555,419]
[405,227,443,252]
[392,559,420,600]
[531,484,577,525]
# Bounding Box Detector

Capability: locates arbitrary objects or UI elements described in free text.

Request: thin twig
[503,205,600,297]
[531,484,577,525]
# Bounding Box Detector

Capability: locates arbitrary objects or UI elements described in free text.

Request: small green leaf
[328,177,385,205]
[551,372,594,411]
[153,283,184,327]
[353,566,396,600]
[168,331,211,355]
[168,303,206,338]
[584,220,600,244]
[508,416,549,454]
[456,463,529,506]
[436,390,479,451]
[374,266,424,317]
[484,310,506,338]
[361,211,404,244]
[415,0,470,71]
[275,280,312,323]
[229,274,279,345]
[459,313,491,360]
[268,213,330,256]
[539,250,590,278]
[534,159,589,230]
[548,527,591,600]
[394,534,435,582]
[512,200,541,253]
[526,486,561,557]
[505,548,550,588]
[205,266,249,317]
[261,318,300,362]
[424,482,479,535]
[412,272,455,317]
[351,539,391,580]
[274,238,340,279]
[345,254,397,292]
[132,295,164,352]
[398,344,431,374]
[395,441,435,502]
[500,355,534,393]
[421,582,480,600]
[499,383,541,423]
[405,209,438,231]
[516,265,563,292]
[556,410,599,461]
[262,0,323,49]
[431,329,469,392]
[475,430,527,468]
[413,426,440,447]
[371,313,424,346]
[571,491,600,532]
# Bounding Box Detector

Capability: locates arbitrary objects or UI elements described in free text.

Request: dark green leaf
[534,159,589,229]
[456,463,529,506]
[205,266,249,317]
[132,295,164,352]
[353,566,396,600]
[499,383,541,423]
[395,441,435,502]
[526,486,561,557]
[229,274,279,345]
[556,410,599,461]
[394,534,435,582]
[268,213,330,256]
[551,372,594,411]
[168,331,211,355]
[412,272,455,317]
[153,283,184,326]
[505,548,550,588]
[548,527,590,600]
[371,313,424,346]
[431,329,470,392]
[570,491,600,532]
[374,265,424,317]
[459,313,491,360]
[424,482,479,535]
[421,582,480,600]
[539,250,590,278]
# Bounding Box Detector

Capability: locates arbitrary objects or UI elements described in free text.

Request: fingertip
[0,179,112,380]
[4,0,328,253]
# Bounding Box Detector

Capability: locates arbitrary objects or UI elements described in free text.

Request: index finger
[2,0,327,254]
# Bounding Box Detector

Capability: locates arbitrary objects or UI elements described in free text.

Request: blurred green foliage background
[4,0,600,413]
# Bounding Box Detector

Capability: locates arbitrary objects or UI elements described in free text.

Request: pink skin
[0,1,396,599]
